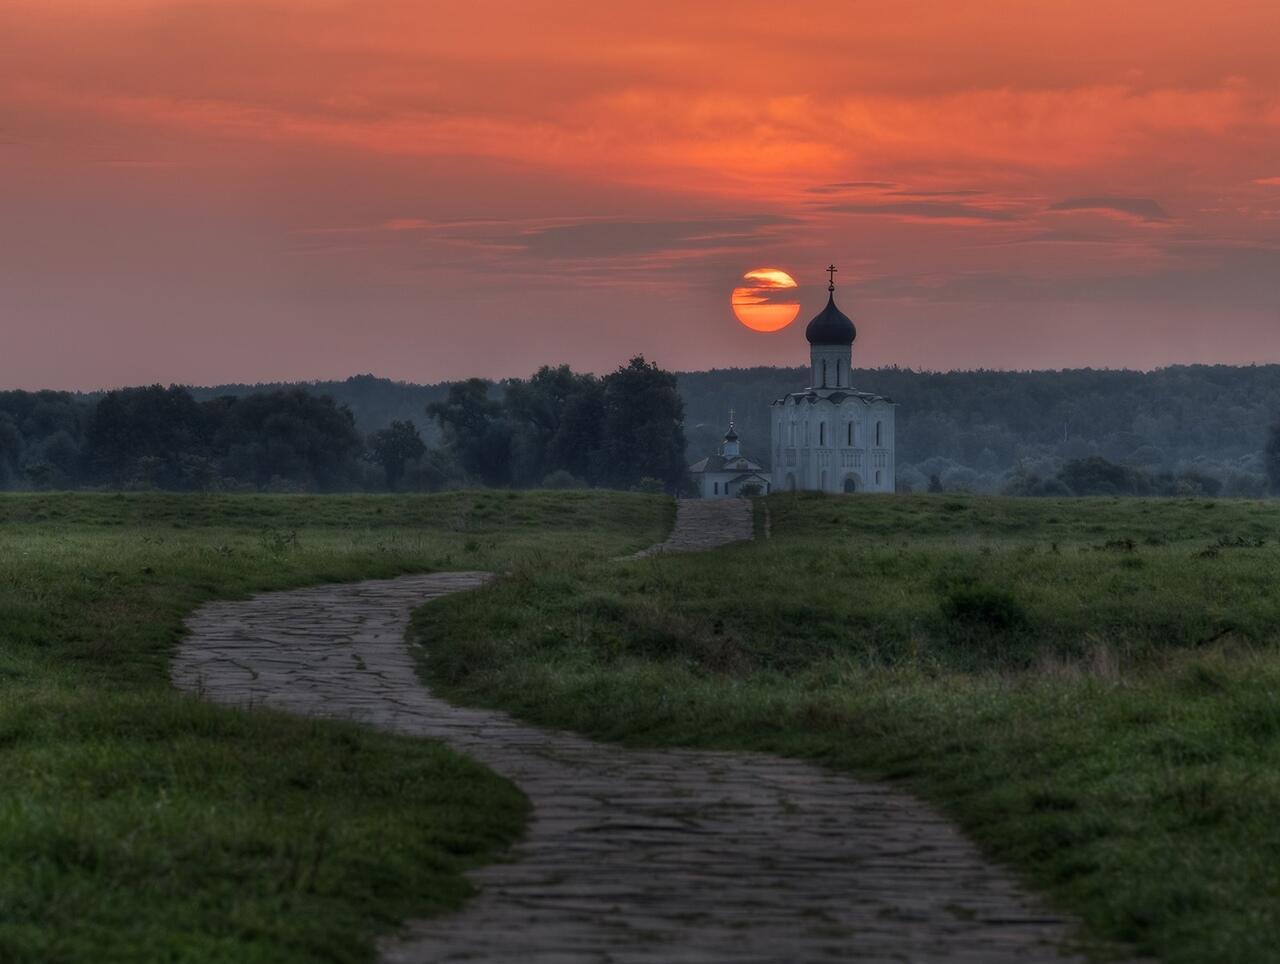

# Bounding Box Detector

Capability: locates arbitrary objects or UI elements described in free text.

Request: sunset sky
[4,1,1280,389]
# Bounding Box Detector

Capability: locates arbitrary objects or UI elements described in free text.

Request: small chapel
[770,267,896,493]
[689,412,772,499]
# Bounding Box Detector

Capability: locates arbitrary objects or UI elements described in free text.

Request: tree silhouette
[369,420,426,490]
[1267,421,1280,494]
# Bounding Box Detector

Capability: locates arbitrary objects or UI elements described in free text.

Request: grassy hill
[0,490,670,962]
[415,491,1280,963]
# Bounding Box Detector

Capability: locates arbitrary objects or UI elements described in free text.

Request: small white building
[689,415,772,499]
[770,271,896,493]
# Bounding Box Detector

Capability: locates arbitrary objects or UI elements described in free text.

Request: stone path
[627,498,754,558]
[175,500,1087,963]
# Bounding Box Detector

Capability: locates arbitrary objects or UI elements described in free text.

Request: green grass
[413,492,1280,964]
[0,490,672,963]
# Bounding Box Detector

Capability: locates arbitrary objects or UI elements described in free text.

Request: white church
[770,268,896,493]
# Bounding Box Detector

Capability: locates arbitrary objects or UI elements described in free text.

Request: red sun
[731,268,800,332]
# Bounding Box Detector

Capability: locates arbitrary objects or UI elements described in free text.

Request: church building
[770,267,896,493]
[689,413,772,499]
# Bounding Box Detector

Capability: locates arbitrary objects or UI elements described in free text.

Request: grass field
[0,491,671,963]
[414,492,1280,964]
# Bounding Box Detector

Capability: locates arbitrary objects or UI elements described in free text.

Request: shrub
[941,584,1028,634]
[542,469,585,490]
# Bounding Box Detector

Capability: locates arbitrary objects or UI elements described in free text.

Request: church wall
[770,395,896,494]
[697,470,771,499]
[808,346,852,390]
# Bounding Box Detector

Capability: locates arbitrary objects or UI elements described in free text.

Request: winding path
[175,500,1086,962]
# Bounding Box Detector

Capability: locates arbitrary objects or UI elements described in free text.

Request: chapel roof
[689,454,766,474]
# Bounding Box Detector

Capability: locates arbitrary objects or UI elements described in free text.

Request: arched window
[846,422,853,446]
[713,482,719,494]
[819,422,825,446]
[836,360,841,386]
[821,360,828,387]
[875,470,882,486]
[875,420,882,447]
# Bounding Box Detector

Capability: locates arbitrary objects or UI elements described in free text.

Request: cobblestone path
[175,500,1086,963]
[627,497,754,558]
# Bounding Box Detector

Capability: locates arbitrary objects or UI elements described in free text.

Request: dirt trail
[175,499,1085,962]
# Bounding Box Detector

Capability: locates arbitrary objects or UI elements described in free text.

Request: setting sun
[731,268,800,332]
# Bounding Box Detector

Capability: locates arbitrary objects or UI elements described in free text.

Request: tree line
[164,363,1280,496]
[0,357,688,493]
[5,361,1280,496]
[1003,456,1240,498]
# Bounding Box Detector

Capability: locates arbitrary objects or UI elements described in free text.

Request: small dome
[805,291,856,346]
[724,426,739,441]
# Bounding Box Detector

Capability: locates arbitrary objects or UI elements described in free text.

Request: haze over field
[4,1,1280,389]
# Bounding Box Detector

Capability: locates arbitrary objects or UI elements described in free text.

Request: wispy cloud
[806,181,897,194]
[497,216,800,260]
[824,201,1020,222]
[1048,196,1169,221]
[883,189,985,198]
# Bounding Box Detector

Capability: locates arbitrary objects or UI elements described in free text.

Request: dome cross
[826,264,838,292]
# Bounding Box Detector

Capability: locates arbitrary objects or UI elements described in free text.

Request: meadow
[0,491,671,963]
[415,492,1280,964]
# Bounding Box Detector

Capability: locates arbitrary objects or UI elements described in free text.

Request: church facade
[770,271,896,493]
[689,415,772,499]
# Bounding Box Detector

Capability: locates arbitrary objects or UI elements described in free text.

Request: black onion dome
[724,426,739,441]
[805,292,856,346]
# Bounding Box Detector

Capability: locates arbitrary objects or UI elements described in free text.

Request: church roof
[689,454,766,474]
[805,291,856,346]
[771,389,894,407]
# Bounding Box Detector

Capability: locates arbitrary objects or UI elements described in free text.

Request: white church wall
[808,346,852,390]
[699,471,771,499]
[770,395,896,494]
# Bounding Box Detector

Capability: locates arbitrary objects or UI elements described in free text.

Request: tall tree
[368,420,426,490]
[426,379,512,486]
[546,379,606,485]
[600,356,688,492]
[82,385,207,488]
[1267,421,1280,494]
[213,390,362,490]
[505,365,601,485]
[0,412,21,487]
